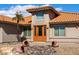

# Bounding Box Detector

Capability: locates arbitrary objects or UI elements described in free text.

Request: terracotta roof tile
[18,16,32,25]
[0,11,79,25]
[50,12,79,24]
[0,15,32,26]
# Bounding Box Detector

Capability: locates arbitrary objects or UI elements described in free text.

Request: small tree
[12,12,24,41]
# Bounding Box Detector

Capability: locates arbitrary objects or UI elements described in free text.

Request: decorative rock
[18,46,57,55]
[0,44,57,55]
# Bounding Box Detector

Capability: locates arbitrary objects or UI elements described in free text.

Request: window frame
[34,26,36,36]
[54,25,65,36]
[23,26,31,37]
[36,12,44,21]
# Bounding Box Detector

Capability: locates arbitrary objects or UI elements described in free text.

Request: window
[36,12,44,20]
[24,26,31,36]
[38,26,42,36]
[34,26,36,36]
[54,25,65,36]
[44,26,46,36]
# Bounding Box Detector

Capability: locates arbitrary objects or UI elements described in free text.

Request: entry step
[30,42,50,46]
[30,42,47,46]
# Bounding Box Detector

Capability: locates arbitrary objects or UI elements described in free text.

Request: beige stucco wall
[0,23,32,43]
[44,14,50,41]
[0,27,3,43]
[32,14,48,25]
[49,24,79,43]
[1,23,18,43]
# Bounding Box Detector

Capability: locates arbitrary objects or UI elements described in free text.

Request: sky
[0,4,79,17]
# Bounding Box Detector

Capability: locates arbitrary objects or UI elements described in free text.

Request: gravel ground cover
[0,42,79,55]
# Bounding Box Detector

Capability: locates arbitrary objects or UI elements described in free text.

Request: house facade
[0,6,79,45]
[25,6,79,45]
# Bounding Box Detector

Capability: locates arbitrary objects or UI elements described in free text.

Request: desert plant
[23,40,29,47]
[12,12,24,41]
[21,36,26,42]
[51,41,59,47]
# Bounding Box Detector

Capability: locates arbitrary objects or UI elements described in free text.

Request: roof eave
[49,21,79,25]
[26,6,60,15]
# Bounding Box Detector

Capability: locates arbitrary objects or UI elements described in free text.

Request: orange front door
[33,25,46,42]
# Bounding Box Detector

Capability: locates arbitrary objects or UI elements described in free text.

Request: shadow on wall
[2,24,24,42]
[2,24,22,34]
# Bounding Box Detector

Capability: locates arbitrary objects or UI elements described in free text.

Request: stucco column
[31,16,34,42]
[44,14,50,42]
